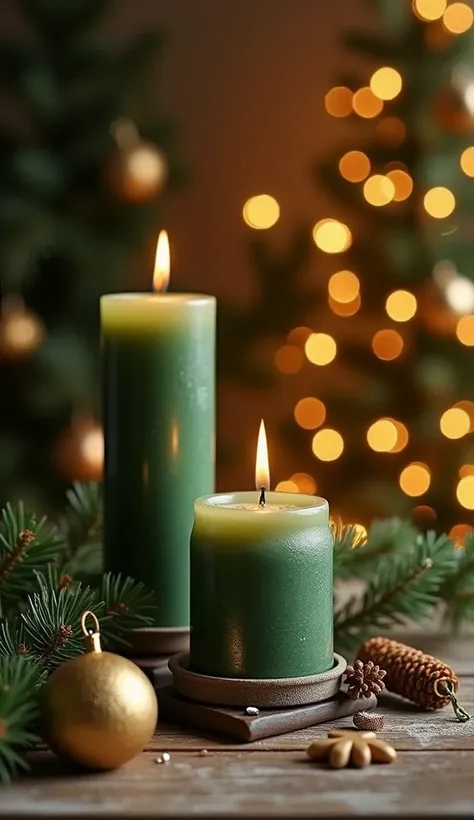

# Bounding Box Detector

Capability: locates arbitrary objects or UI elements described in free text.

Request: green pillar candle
[190,491,333,679]
[101,248,215,628]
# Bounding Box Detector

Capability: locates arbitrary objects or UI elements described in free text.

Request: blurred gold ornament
[41,611,158,770]
[0,297,44,360]
[55,417,104,482]
[106,118,168,203]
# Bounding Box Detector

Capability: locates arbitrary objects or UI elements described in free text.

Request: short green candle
[101,289,216,628]
[190,491,333,679]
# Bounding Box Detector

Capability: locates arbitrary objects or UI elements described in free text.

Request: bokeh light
[290,473,317,494]
[80,425,104,475]
[287,326,313,346]
[376,117,406,146]
[370,67,403,101]
[294,397,326,430]
[329,294,361,316]
[274,344,304,374]
[399,463,431,497]
[352,87,384,118]
[449,523,473,546]
[312,219,352,253]
[385,290,417,322]
[243,194,280,229]
[413,0,447,20]
[312,428,344,461]
[423,186,456,218]
[328,271,360,303]
[456,315,474,345]
[413,505,437,525]
[455,401,474,431]
[372,329,404,360]
[367,418,398,452]
[457,475,474,509]
[275,480,299,493]
[460,147,474,177]
[442,2,474,33]
[390,420,409,453]
[325,86,353,117]
[339,151,371,182]
[363,175,395,206]
[445,275,474,314]
[440,407,470,438]
[459,464,474,478]
[386,169,414,201]
[305,333,337,365]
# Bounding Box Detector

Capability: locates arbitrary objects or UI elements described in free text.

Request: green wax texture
[101,293,215,627]
[190,492,333,679]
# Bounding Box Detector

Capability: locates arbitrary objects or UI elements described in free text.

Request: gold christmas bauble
[41,612,158,770]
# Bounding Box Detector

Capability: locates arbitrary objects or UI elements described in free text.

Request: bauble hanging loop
[81,610,102,654]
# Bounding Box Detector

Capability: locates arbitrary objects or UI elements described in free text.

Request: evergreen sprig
[0,657,43,784]
[441,533,474,633]
[0,488,155,783]
[0,503,65,612]
[334,531,457,655]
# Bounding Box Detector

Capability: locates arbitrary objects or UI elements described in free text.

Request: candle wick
[259,487,266,507]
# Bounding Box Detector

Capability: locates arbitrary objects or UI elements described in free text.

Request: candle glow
[255,419,270,491]
[153,230,170,293]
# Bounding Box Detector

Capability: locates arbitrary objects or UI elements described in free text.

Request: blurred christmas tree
[0,0,178,510]
[229,0,474,533]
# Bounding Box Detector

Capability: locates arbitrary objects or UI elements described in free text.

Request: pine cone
[358,636,458,709]
[343,659,386,700]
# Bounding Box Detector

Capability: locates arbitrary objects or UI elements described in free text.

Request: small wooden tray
[169,652,347,708]
[158,687,377,742]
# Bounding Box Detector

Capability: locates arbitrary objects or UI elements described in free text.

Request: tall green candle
[190,423,333,679]
[101,233,215,628]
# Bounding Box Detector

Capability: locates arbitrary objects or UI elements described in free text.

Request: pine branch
[98,573,156,647]
[441,534,474,633]
[0,657,43,785]
[18,568,98,671]
[61,482,102,578]
[334,532,457,656]
[0,503,65,611]
[333,517,419,581]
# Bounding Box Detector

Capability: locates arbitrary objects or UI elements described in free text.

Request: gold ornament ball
[107,139,168,203]
[41,644,158,770]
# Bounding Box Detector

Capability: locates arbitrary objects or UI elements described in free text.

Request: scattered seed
[199,749,210,757]
[156,752,171,764]
[245,706,260,716]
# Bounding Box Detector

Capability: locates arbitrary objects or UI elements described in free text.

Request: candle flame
[255,419,270,491]
[153,230,170,292]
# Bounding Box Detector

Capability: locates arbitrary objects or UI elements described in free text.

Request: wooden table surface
[2,635,474,819]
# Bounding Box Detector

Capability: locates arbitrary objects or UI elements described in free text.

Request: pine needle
[334,531,457,656]
[0,657,43,784]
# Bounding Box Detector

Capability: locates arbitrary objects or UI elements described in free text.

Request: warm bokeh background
[1,0,474,534]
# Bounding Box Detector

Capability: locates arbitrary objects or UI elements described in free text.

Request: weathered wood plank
[2,749,474,818]
[150,677,474,751]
